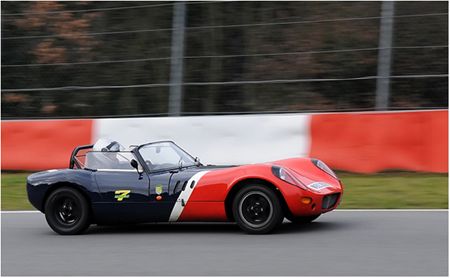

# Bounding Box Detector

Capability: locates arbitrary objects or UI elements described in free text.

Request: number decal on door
[114,190,131,201]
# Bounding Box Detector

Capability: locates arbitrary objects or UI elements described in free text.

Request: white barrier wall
[93,114,312,165]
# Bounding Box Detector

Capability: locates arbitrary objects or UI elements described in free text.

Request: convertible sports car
[27,139,343,235]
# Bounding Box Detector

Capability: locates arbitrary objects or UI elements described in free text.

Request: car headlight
[311,159,337,179]
[271,166,308,190]
[307,182,332,191]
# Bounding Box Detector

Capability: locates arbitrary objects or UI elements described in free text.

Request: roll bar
[69,144,94,169]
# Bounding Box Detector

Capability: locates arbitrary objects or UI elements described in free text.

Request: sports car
[27,139,343,235]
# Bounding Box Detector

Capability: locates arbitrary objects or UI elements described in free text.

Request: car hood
[187,158,338,185]
[270,157,339,185]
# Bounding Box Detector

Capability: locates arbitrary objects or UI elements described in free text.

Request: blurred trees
[14,2,99,64]
[1,1,447,118]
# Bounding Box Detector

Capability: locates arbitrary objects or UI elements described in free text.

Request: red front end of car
[267,157,343,217]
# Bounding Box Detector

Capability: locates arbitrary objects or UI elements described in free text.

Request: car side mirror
[130,159,143,179]
[131,159,139,169]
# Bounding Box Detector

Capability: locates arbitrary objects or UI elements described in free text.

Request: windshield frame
[134,141,199,173]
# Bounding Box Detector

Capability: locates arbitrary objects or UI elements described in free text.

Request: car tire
[232,185,284,234]
[44,187,90,235]
[287,214,321,224]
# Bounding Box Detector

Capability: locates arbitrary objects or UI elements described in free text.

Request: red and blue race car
[27,139,343,234]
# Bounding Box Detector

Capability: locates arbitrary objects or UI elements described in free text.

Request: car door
[86,150,157,223]
[94,170,153,223]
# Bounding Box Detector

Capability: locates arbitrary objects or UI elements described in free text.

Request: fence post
[168,1,187,116]
[375,1,395,111]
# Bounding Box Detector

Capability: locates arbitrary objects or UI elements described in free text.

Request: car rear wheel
[287,214,321,224]
[44,187,90,235]
[232,185,284,234]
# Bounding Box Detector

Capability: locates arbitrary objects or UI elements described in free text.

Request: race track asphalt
[1,210,448,276]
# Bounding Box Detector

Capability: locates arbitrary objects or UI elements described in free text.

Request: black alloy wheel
[232,185,284,234]
[44,187,90,235]
[55,196,78,225]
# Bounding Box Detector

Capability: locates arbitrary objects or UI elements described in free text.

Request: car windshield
[138,142,197,171]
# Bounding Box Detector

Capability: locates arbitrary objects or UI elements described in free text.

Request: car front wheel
[44,187,90,235]
[232,185,284,234]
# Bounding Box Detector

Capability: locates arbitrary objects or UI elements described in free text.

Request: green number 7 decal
[114,190,130,201]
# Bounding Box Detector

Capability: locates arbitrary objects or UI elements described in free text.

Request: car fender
[27,169,100,212]
[178,164,299,221]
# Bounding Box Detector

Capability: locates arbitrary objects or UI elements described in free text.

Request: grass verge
[2,173,34,210]
[339,172,447,208]
[1,172,448,210]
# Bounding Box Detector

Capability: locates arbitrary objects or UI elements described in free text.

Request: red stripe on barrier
[309,110,448,173]
[1,120,93,170]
